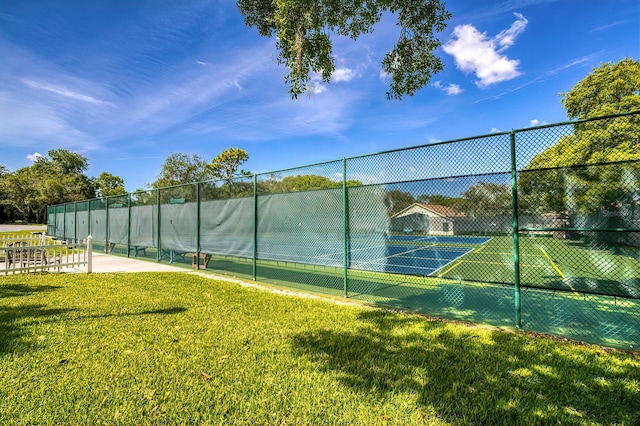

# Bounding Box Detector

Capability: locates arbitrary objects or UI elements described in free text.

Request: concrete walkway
[0,225,186,273]
[68,252,188,273]
[0,224,47,232]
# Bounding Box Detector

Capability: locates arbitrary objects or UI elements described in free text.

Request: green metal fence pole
[253,175,258,281]
[343,158,349,298]
[157,189,161,262]
[74,201,78,242]
[127,193,132,257]
[196,182,201,269]
[87,200,93,244]
[510,130,522,328]
[62,204,66,241]
[105,197,110,252]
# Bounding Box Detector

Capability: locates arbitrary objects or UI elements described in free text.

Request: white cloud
[21,79,113,105]
[443,13,527,87]
[27,152,43,162]
[495,13,528,50]
[0,90,99,150]
[591,20,630,32]
[229,79,242,90]
[490,127,501,133]
[379,70,390,81]
[309,83,327,94]
[332,67,356,83]
[433,81,463,95]
[528,119,547,127]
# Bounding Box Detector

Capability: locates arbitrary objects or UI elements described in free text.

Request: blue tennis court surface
[386,235,492,245]
[349,244,478,276]
[240,235,492,277]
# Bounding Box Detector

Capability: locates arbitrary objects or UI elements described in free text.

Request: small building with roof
[390,203,465,235]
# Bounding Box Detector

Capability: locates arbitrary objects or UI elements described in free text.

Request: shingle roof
[420,203,465,217]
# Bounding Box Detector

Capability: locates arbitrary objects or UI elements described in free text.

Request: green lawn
[86,234,640,350]
[1,272,639,425]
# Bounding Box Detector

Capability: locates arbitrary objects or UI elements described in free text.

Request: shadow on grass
[83,306,188,319]
[291,309,640,425]
[0,284,62,299]
[1,283,67,355]
[0,304,74,356]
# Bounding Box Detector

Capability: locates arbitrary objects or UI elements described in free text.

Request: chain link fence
[47,111,640,350]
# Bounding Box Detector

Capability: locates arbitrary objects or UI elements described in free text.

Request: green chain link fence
[47,111,640,350]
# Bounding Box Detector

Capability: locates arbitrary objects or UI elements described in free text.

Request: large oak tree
[237,0,451,99]
[519,59,640,216]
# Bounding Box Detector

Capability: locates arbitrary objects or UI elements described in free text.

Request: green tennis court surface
[437,235,639,299]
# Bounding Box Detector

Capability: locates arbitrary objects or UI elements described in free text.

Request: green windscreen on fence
[159,184,197,263]
[130,190,157,255]
[255,162,344,291]
[47,206,55,235]
[89,199,106,245]
[64,203,76,240]
[47,111,640,350]
[76,201,89,240]
[198,178,254,277]
[107,194,130,255]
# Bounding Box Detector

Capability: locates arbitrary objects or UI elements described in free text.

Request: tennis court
[46,111,640,350]
[237,234,491,275]
[177,231,639,300]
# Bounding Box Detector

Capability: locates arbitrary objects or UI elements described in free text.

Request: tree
[416,194,466,210]
[0,166,13,223]
[561,58,640,119]
[384,189,415,216]
[43,149,90,175]
[520,59,640,215]
[1,150,96,223]
[95,172,126,197]
[461,182,511,217]
[207,147,250,180]
[256,173,361,194]
[237,0,451,99]
[150,153,210,189]
[281,174,341,191]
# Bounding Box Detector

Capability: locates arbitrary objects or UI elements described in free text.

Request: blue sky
[1,0,638,192]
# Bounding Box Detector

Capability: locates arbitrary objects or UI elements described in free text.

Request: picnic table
[4,241,51,268]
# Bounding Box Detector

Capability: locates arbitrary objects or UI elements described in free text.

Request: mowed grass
[1,273,639,425]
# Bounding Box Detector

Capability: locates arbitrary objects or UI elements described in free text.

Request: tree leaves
[560,59,640,119]
[237,0,451,99]
[0,149,100,223]
[207,148,250,180]
[520,59,640,215]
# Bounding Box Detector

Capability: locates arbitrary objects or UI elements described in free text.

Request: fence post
[510,130,522,328]
[88,199,92,241]
[87,235,93,274]
[253,175,258,281]
[127,193,132,258]
[105,197,110,253]
[157,189,161,262]
[342,158,349,298]
[74,201,78,241]
[196,182,201,269]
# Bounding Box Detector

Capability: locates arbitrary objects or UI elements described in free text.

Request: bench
[191,252,211,269]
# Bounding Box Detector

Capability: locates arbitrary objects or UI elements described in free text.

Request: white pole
[87,235,93,274]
